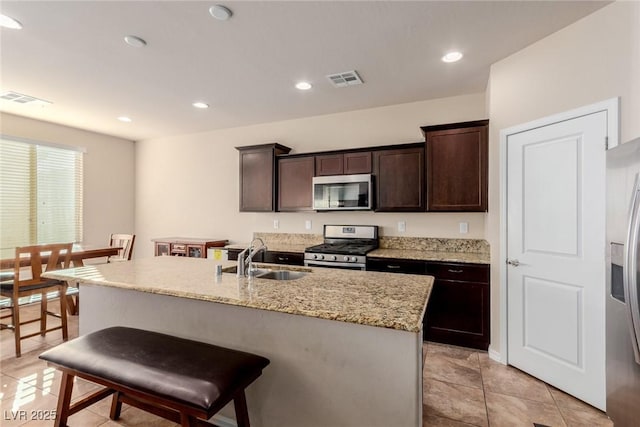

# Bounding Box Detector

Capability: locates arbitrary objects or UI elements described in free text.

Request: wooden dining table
[0,244,122,314]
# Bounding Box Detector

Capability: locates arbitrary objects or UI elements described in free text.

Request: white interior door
[506,111,607,410]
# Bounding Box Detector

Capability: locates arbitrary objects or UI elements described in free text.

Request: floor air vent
[326,70,363,87]
[0,91,52,106]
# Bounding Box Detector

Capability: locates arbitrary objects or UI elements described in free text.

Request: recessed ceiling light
[118,116,132,123]
[192,102,209,109]
[209,5,233,21]
[0,14,22,29]
[124,35,147,48]
[295,82,312,91]
[442,51,463,63]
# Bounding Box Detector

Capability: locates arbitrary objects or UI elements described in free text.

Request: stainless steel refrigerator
[607,137,640,425]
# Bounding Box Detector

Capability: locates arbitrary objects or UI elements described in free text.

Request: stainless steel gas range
[304,225,378,270]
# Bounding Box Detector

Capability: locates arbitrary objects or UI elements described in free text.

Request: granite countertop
[227,233,490,264]
[368,248,490,264]
[43,256,432,333]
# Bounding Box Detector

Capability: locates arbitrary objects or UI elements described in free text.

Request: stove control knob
[351,256,358,262]
[313,254,320,260]
[343,256,349,262]
[330,255,337,261]
[319,254,324,260]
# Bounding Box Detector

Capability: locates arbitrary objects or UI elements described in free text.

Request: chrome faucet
[237,238,267,278]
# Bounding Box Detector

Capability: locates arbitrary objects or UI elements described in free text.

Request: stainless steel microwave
[312,174,373,211]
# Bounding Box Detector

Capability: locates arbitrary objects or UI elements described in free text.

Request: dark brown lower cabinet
[227,249,303,266]
[366,257,490,350]
[263,251,304,266]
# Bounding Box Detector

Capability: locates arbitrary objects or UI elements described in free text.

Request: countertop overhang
[44,256,433,333]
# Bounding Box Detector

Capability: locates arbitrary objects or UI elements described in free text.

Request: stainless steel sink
[222,265,307,281]
[255,270,306,281]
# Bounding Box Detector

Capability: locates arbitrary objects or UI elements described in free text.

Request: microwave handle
[624,173,640,364]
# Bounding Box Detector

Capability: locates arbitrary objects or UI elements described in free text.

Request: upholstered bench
[39,326,270,427]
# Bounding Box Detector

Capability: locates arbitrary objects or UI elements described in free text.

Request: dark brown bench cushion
[39,327,269,412]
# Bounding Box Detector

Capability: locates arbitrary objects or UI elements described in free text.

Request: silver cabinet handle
[507,259,520,267]
[447,269,463,273]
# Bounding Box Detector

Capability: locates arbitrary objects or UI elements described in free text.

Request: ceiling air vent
[0,91,52,106]
[326,70,363,88]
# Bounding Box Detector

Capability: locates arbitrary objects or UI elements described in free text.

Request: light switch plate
[398,221,406,233]
[273,219,279,229]
[459,222,469,234]
[305,220,312,230]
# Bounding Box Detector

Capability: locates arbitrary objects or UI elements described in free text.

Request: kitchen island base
[80,284,424,427]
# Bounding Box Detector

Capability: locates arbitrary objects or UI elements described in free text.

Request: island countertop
[44,256,432,333]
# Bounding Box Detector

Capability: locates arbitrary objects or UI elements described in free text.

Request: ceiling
[0,1,608,141]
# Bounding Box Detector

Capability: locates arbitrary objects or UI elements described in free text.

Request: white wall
[0,113,136,249]
[487,1,640,356]
[135,93,487,258]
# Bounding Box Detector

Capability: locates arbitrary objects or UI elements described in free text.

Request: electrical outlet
[459,222,469,234]
[273,219,279,229]
[305,220,312,230]
[398,221,406,233]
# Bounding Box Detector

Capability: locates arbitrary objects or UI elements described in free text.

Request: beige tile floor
[1,302,613,426]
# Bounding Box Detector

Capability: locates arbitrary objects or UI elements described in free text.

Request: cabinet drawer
[263,251,304,266]
[366,257,426,275]
[425,262,489,283]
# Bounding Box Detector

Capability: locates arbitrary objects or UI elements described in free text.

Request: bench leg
[54,372,75,427]
[234,390,250,427]
[110,391,123,420]
[40,292,47,335]
[179,412,197,427]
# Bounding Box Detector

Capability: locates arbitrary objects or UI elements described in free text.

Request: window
[0,135,83,250]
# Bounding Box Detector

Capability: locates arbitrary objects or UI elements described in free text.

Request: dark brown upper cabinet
[315,151,372,176]
[237,143,291,212]
[278,155,315,211]
[373,144,425,212]
[422,120,488,212]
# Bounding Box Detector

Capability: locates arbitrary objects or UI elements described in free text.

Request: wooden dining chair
[107,233,136,262]
[0,243,72,357]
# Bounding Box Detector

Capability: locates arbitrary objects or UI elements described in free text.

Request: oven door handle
[304,259,365,270]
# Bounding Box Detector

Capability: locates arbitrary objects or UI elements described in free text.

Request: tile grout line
[478,350,492,427]
[545,383,571,427]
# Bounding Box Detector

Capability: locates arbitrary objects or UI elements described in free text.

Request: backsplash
[252,232,489,254]
[379,236,489,253]
[253,232,323,247]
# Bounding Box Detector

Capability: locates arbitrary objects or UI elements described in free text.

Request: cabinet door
[227,249,243,261]
[426,125,488,212]
[155,242,170,256]
[239,148,276,212]
[278,156,315,211]
[373,146,424,211]
[315,154,343,176]
[424,279,490,350]
[344,151,371,174]
[187,245,204,258]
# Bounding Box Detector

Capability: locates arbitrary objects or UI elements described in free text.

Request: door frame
[497,97,619,364]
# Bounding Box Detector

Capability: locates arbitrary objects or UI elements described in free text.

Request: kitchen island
[43,256,433,427]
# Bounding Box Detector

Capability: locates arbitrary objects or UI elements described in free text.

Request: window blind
[0,136,83,250]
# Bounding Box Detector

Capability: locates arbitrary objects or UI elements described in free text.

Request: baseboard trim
[488,345,506,365]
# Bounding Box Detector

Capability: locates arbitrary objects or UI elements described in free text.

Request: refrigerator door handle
[624,173,640,364]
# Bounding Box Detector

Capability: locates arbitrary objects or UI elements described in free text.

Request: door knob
[507,259,520,267]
